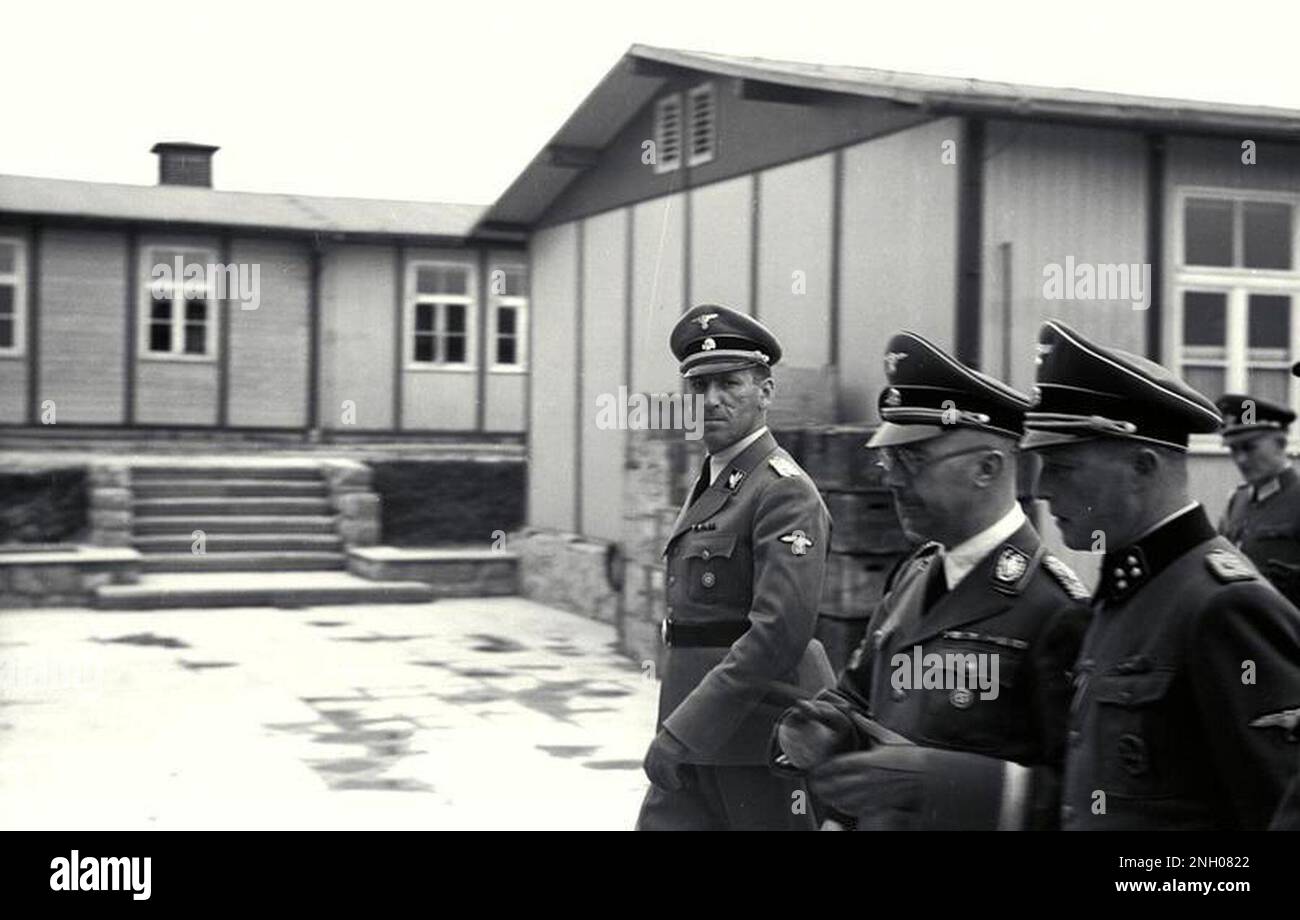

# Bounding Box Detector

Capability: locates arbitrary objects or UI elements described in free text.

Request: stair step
[133,497,334,516]
[133,533,343,553]
[132,479,328,498]
[139,552,346,573]
[94,572,433,610]
[134,515,338,535]
[131,465,324,481]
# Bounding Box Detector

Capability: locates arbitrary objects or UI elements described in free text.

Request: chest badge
[780,530,814,556]
[949,688,974,709]
[993,546,1029,586]
[701,571,716,588]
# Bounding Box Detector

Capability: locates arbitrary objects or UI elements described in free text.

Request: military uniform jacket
[823,520,1091,829]
[658,429,834,765]
[1063,506,1300,830]
[1219,466,1300,608]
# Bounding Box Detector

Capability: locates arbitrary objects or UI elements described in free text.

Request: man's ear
[972,449,1006,487]
[1133,447,1160,477]
[758,374,775,405]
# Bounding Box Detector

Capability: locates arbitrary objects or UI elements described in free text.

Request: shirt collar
[709,425,770,483]
[942,503,1027,590]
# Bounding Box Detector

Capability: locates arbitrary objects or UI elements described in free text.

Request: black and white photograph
[2,0,1299,897]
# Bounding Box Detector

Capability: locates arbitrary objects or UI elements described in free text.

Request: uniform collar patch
[726,468,745,491]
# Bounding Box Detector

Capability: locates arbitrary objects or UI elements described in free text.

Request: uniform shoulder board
[768,455,802,478]
[1206,548,1258,583]
[1042,554,1091,602]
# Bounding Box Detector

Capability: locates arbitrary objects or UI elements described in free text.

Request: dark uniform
[1021,320,1300,830]
[1215,395,1300,607]
[636,304,835,831]
[774,331,1091,830]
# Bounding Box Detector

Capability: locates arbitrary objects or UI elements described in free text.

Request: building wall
[38,227,128,423]
[630,193,686,397]
[838,117,961,422]
[135,231,221,425]
[689,174,752,310]
[580,209,630,541]
[227,237,310,427]
[320,243,395,431]
[981,120,1149,393]
[528,223,580,531]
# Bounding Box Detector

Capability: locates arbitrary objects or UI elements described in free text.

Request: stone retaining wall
[0,547,141,609]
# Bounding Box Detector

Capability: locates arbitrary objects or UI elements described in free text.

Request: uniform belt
[660,618,750,648]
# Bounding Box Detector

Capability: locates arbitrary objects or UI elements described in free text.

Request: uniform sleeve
[1187,584,1300,829]
[664,474,831,756]
[1020,600,1091,830]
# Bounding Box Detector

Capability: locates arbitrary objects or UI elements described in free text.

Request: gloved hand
[643,729,692,791]
[808,720,1008,830]
[775,699,859,770]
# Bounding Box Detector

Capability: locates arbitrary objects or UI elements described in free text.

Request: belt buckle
[661,618,673,647]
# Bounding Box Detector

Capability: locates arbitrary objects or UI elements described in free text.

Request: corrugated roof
[0,173,486,239]
[478,44,1300,231]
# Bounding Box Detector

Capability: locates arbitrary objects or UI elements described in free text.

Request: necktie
[688,456,712,506]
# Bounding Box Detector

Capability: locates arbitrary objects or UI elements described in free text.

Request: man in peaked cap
[635,303,835,831]
[1022,319,1300,830]
[770,331,1091,830]
[1215,394,1300,608]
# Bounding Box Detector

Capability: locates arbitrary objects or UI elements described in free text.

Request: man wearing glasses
[772,331,1090,829]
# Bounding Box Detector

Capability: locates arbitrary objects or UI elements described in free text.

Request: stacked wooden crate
[777,426,915,672]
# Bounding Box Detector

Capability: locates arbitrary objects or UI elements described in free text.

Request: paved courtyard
[0,597,657,830]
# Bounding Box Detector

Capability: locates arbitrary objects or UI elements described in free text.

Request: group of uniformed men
[636,303,1300,831]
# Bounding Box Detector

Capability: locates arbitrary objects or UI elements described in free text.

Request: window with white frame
[490,265,528,370]
[1175,191,1298,412]
[0,237,26,356]
[144,247,217,358]
[410,262,474,367]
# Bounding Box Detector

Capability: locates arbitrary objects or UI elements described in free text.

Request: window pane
[414,335,434,363]
[1184,198,1234,266]
[1247,368,1291,405]
[150,298,171,321]
[1248,293,1290,350]
[0,318,12,349]
[1183,366,1225,402]
[1243,202,1292,270]
[0,285,13,317]
[416,302,435,332]
[497,305,516,335]
[0,243,15,275]
[184,324,205,354]
[445,334,466,364]
[149,323,171,352]
[417,265,468,295]
[497,336,517,366]
[445,303,466,334]
[1183,291,1228,346]
[185,299,207,322]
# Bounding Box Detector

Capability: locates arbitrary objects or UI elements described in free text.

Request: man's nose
[702,382,725,406]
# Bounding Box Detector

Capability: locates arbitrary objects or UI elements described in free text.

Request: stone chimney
[151,142,219,187]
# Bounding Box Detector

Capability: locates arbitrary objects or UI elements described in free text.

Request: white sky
[3,0,1298,205]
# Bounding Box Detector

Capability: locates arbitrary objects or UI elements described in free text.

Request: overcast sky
[3,0,1297,205]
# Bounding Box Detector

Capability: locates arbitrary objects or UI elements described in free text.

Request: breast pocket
[916,638,1027,753]
[1091,669,1187,798]
[683,532,749,607]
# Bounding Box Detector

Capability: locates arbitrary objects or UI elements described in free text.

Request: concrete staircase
[94,462,435,609]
